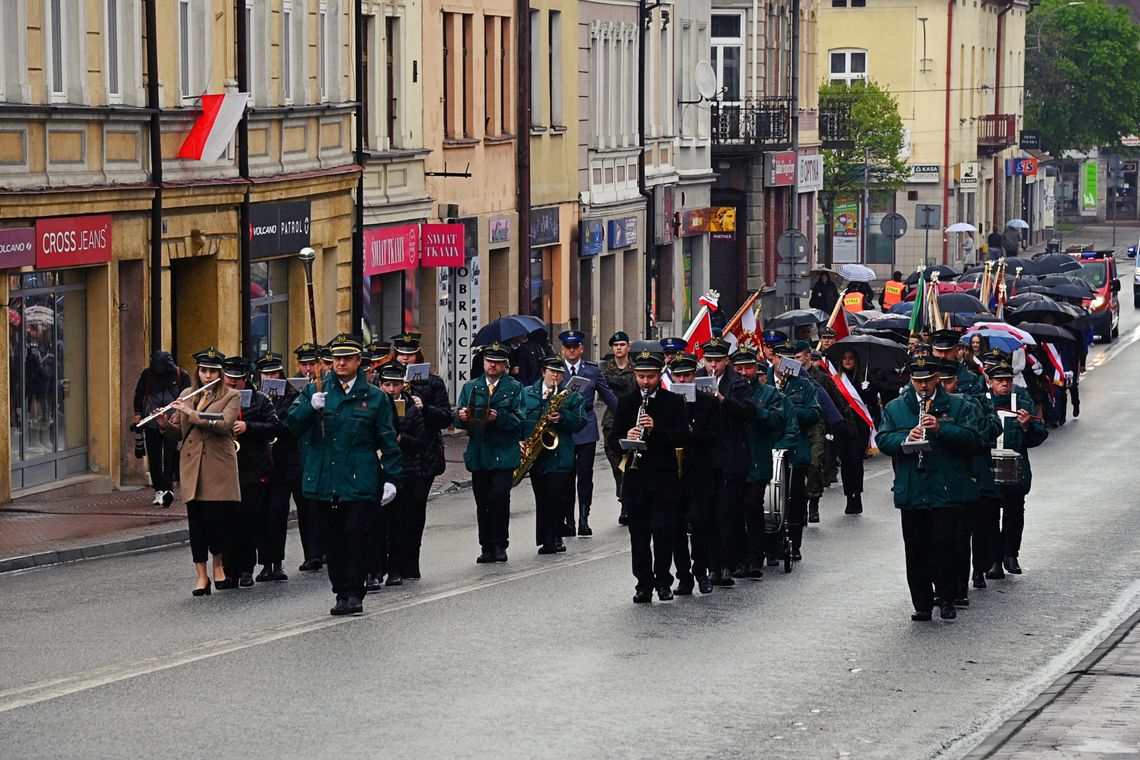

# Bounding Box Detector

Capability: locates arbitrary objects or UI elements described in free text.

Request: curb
[963,605,1140,758]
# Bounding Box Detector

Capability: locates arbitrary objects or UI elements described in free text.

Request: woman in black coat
[132,351,191,506]
[836,348,881,515]
[809,273,840,314]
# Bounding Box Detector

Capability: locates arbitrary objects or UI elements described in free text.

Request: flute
[130,379,220,430]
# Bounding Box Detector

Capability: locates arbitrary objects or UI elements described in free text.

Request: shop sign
[363,224,419,276]
[529,207,560,247]
[0,227,36,268]
[679,208,710,237]
[580,219,604,256]
[1005,157,1038,177]
[1019,130,1041,150]
[709,207,736,241]
[797,154,824,193]
[249,200,311,259]
[655,186,675,244]
[607,218,638,250]
[1080,161,1098,213]
[958,161,980,192]
[764,150,797,187]
[489,216,511,244]
[35,214,112,269]
[437,252,481,398]
[907,164,940,184]
[422,223,466,267]
[832,201,860,264]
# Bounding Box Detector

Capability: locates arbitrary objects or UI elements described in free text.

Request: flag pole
[721,289,761,336]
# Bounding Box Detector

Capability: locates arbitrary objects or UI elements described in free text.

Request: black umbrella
[824,335,911,372]
[858,313,912,331]
[847,309,882,325]
[997,257,1039,275]
[948,313,990,328]
[1039,275,1095,295]
[1041,284,1095,301]
[766,308,828,330]
[1007,300,1078,324]
[1016,321,1081,343]
[937,292,988,314]
[1031,253,1079,274]
[904,264,960,285]
[1007,292,1052,309]
[474,316,532,344]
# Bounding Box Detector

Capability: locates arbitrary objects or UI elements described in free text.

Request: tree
[818,80,909,267]
[1025,0,1140,153]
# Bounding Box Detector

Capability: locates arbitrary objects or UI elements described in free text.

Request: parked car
[1073,252,1120,341]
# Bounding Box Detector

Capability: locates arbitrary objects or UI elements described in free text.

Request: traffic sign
[915,204,941,230]
[775,278,810,299]
[776,260,810,278]
[880,212,908,240]
[777,229,810,261]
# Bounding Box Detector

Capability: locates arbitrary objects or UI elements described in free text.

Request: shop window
[362,271,411,342]
[250,260,290,355]
[529,248,552,324]
[8,271,88,489]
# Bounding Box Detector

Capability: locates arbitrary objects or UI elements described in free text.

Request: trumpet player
[606,350,688,604]
[455,342,527,564]
[522,357,587,555]
[878,357,981,622]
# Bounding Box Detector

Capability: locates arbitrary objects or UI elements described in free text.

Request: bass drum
[765,449,789,529]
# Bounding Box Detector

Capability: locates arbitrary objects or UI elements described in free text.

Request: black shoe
[554,541,567,553]
[746,564,765,579]
[192,579,212,597]
[697,576,713,594]
[330,598,349,616]
[844,495,859,514]
[255,566,272,582]
[270,563,288,582]
[674,579,694,596]
[476,551,496,564]
[298,558,322,572]
[911,610,932,621]
[720,568,736,588]
[618,510,629,526]
[537,544,557,555]
[1004,556,1023,574]
[494,547,509,562]
[578,518,592,537]
[985,561,1005,580]
[791,548,803,562]
[561,521,576,537]
[657,586,674,601]
[344,596,364,615]
[162,490,175,507]
[364,574,383,593]
[238,572,255,588]
[766,555,779,567]
[972,571,987,589]
[733,564,749,578]
[807,499,820,523]
[214,576,239,590]
[1072,401,1080,417]
[385,573,403,586]
[853,494,863,513]
[708,570,724,586]
[633,589,653,604]
[955,597,970,608]
[940,601,957,620]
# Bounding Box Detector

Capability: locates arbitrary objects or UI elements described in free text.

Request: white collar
[339,376,356,393]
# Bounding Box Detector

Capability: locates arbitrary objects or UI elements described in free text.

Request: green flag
[909,268,925,335]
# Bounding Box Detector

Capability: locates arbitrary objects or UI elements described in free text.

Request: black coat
[681,391,721,489]
[132,355,192,428]
[236,390,281,486]
[266,386,302,481]
[698,366,756,476]
[606,388,688,505]
[392,394,429,484]
[809,278,840,313]
[410,373,452,478]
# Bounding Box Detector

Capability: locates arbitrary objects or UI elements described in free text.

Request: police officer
[284,334,403,616]
[292,342,325,572]
[455,341,527,564]
[601,331,637,525]
[659,337,687,367]
[736,347,787,578]
[878,356,981,621]
[559,330,618,537]
[220,356,280,589]
[770,340,821,562]
[522,356,587,554]
[606,349,688,603]
[817,326,838,353]
[253,351,297,583]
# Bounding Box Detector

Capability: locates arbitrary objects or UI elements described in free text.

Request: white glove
[310,392,327,411]
[861,380,870,390]
[1064,371,1074,383]
[1031,361,1043,376]
[381,482,397,506]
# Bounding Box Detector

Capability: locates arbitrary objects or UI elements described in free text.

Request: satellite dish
[694,61,718,101]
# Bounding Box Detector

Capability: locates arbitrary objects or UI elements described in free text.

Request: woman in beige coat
[158,348,241,596]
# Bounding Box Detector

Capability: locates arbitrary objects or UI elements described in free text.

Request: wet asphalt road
[2,257,1139,759]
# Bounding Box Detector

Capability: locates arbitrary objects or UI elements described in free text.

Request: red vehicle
[1073,251,1120,342]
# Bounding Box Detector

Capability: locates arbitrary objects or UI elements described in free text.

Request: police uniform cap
[659,337,687,353]
[731,347,759,365]
[390,332,422,354]
[608,331,630,345]
[632,349,665,371]
[939,358,961,376]
[761,329,789,346]
[930,329,962,351]
[482,341,511,362]
[793,339,813,354]
[327,333,364,356]
[377,362,407,382]
[254,351,284,373]
[818,326,837,338]
[222,356,251,378]
[908,356,941,380]
[318,344,334,362]
[701,338,730,358]
[293,342,319,362]
[772,340,799,357]
[193,347,226,369]
[980,348,1011,367]
[911,343,933,357]
[540,356,566,372]
[671,353,699,372]
[559,330,585,347]
[987,358,1015,378]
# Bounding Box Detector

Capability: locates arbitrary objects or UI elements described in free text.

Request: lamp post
[1027,2,1085,51]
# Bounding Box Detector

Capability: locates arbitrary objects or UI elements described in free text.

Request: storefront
[248,200,314,357]
[362,222,422,342]
[577,207,645,355]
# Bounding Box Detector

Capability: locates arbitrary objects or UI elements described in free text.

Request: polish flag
[724,290,762,352]
[683,291,719,357]
[826,298,851,341]
[178,93,250,162]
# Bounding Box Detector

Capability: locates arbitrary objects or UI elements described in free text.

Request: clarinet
[628,389,651,471]
[916,388,932,473]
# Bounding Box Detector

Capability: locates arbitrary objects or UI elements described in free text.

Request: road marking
[1084,324,1140,374]
[0,543,632,714]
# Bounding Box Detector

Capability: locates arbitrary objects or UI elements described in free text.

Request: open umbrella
[837,263,876,282]
[945,222,977,233]
[967,322,1038,345]
[1007,292,1053,309]
[474,316,532,345]
[904,264,959,285]
[847,309,882,325]
[1038,275,1095,295]
[948,313,991,328]
[766,308,828,330]
[824,335,911,372]
[995,256,1039,275]
[962,328,1028,353]
[858,313,911,330]
[1005,218,1029,229]
[936,292,988,314]
[505,314,547,333]
[1017,322,1081,343]
[1007,300,1078,324]
[1032,253,1080,274]
[1041,284,1096,301]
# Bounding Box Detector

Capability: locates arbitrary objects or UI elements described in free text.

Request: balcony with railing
[977,114,1017,153]
[710,97,792,153]
[818,95,856,150]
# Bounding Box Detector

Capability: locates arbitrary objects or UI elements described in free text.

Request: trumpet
[916,389,932,473]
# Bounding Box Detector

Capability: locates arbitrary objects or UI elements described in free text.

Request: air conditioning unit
[442,203,459,219]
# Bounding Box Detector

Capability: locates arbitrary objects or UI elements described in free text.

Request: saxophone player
[522,357,587,555]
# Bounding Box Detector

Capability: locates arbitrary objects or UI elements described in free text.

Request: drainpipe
[517,0,532,316]
[994,1,1011,229]
[941,0,954,264]
[352,0,365,329]
[145,0,162,356]
[637,0,657,337]
[236,0,253,357]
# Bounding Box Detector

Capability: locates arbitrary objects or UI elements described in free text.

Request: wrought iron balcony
[711,97,792,152]
[819,95,856,150]
[978,114,1017,153]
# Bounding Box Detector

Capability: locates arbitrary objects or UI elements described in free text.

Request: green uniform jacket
[284,370,403,502]
[989,386,1048,495]
[956,364,985,399]
[773,374,820,468]
[454,374,527,472]
[522,381,588,474]
[745,382,789,484]
[878,386,982,508]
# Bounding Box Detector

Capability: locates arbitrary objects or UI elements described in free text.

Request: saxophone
[512,387,571,487]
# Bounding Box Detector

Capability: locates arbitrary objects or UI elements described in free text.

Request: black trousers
[986,491,1026,559]
[786,466,808,550]
[531,470,571,548]
[627,492,676,592]
[604,444,625,502]
[567,441,597,521]
[144,427,179,492]
[398,476,430,577]
[187,500,233,563]
[318,499,372,600]
[224,482,266,577]
[702,471,725,572]
[296,482,324,562]
[716,475,746,571]
[838,424,868,496]
[900,506,960,613]
[972,496,995,575]
[684,486,713,579]
[367,497,387,578]
[671,503,693,584]
[259,480,292,565]
[955,503,978,599]
[472,469,513,551]
[743,481,769,566]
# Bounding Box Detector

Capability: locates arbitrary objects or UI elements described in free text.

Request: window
[105,0,120,100]
[250,261,291,356]
[711,12,743,102]
[282,0,294,104]
[442,14,452,136]
[658,19,671,134]
[318,2,328,101]
[500,18,512,134]
[829,49,867,85]
[831,0,866,7]
[549,10,562,126]
[47,0,66,99]
[383,16,400,148]
[462,14,473,137]
[530,10,542,127]
[443,12,474,139]
[484,17,499,135]
[244,1,256,104]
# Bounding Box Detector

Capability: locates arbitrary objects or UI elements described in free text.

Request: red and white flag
[826,298,851,342]
[724,290,762,352]
[683,291,719,357]
[178,93,250,162]
[825,358,877,451]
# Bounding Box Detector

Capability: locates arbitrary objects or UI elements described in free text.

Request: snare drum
[766,449,789,525]
[990,448,1022,486]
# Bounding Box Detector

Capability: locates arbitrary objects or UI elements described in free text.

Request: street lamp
[1027,2,1085,52]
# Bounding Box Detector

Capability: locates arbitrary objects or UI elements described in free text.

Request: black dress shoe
[238,572,255,588]
[255,566,272,582]
[537,545,557,555]
[940,601,957,620]
[364,574,383,593]
[807,499,820,523]
[853,494,863,513]
[720,569,736,587]
[1004,556,1023,574]
[674,579,694,596]
[746,564,765,579]
[270,563,288,582]
[192,579,212,597]
[385,573,403,586]
[656,586,674,601]
[476,551,496,564]
[766,555,779,567]
[330,598,349,616]
[632,589,653,604]
[791,548,803,562]
[578,518,592,537]
[708,570,724,586]
[985,561,1005,580]
[911,610,933,621]
[299,558,323,572]
[561,521,576,537]
[618,509,629,526]
[344,596,364,615]
[733,564,749,578]
[494,547,509,562]
[972,571,987,589]
[554,541,567,553]
[697,576,713,594]
[955,597,970,607]
[1072,401,1080,417]
[214,576,239,590]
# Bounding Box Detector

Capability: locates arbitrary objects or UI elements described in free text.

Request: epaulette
[582,359,598,367]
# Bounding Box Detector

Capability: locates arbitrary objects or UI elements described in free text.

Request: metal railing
[977,113,1017,151]
[710,97,792,150]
